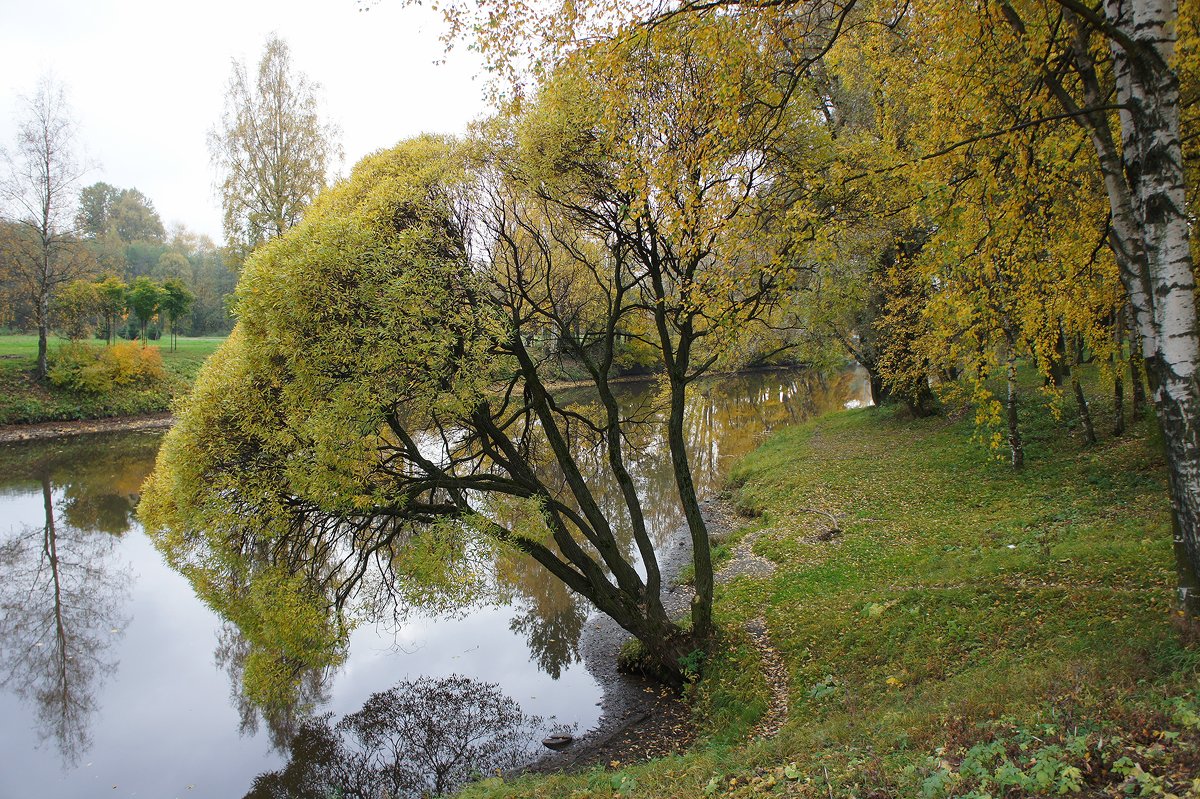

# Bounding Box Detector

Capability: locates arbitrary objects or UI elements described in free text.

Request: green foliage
[93,275,126,342]
[47,341,165,393]
[910,713,1200,799]
[236,570,347,709]
[159,278,195,350]
[126,275,162,340]
[77,183,165,242]
[52,279,99,340]
[139,135,502,710]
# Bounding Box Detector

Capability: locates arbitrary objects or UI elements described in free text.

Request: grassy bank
[0,335,224,424]
[462,397,1200,797]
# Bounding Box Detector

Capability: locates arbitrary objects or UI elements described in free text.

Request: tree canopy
[140,16,829,700]
[209,34,342,259]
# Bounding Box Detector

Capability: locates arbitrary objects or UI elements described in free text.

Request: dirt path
[710,504,791,741]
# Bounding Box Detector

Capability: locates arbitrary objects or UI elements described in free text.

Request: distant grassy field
[0,333,224,363]
[0,334,226,424]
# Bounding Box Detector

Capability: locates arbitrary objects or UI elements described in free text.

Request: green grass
[459,377,1200,799]
[0,334,43,357]
[0,334,225,424]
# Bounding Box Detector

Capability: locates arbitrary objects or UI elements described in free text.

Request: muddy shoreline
[0,412,173,444]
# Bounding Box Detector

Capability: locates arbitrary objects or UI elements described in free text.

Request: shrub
[48,341,166,393]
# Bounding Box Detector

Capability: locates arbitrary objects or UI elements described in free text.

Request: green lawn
[462,382,1200,799]
[0,334,41,357]
[0,334,226,424]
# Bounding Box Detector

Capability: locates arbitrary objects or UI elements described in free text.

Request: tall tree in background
[76,183,163,243]
[126,276,162,345]
[208,34,342,260]
[75,181,118,238]
[159,278,194,352]
[0,77,92,379]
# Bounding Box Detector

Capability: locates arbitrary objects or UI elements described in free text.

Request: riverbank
[521,524,698,775]
[0,353,823,441]
[0,336,223,427]
[0,411,172,443]
[461,399,1200,798]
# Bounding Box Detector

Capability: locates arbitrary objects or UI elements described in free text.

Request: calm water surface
[0,368,869,798]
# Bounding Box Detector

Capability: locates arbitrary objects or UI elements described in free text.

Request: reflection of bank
[0,438,144,764]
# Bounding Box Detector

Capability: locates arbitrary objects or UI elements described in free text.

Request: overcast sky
[0,0,490,242]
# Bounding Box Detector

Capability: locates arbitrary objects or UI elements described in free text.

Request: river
[0,367,869,798]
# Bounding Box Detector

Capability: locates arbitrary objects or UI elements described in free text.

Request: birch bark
[1095,0,1200,602]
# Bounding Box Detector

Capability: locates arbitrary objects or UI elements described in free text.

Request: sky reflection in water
[0,368,868,798]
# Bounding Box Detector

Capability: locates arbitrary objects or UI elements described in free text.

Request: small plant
[807,675,838,700]
[679,648,706,681]
[616,638,650,675]
[912,715,1200,799]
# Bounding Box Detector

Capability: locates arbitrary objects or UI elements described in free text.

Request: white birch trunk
[1103,0,1200,602]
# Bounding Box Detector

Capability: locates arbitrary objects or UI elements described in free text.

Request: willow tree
[142,16,819,699]
[139,134,699,702]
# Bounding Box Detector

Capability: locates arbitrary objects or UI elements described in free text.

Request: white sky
[0,0,490,242]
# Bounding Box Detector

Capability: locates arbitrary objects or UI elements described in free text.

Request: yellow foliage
[48,341,166,393]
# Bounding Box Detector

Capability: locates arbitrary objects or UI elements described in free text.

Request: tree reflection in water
[216,621,336,751]
[0,465,133,764]
[245,675,546,799]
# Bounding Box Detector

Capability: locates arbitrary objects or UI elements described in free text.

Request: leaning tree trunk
[667,376,714,643]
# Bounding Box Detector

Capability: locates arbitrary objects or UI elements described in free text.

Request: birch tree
[0,77,92,379]
[1062,0,1200,603]
[209,35,342,259]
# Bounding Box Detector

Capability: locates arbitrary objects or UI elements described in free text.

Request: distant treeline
[0,181,237,340]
